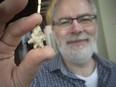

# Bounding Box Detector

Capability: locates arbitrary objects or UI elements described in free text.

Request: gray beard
[54,33,97,64]
[59,42,95,64]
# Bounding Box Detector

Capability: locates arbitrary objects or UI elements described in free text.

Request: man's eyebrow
[77,13,94,18]
[59,17,72,20]
[58,13,94,20]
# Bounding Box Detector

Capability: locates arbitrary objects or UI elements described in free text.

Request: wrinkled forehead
[53,0,94,19]
[54,0,92,9]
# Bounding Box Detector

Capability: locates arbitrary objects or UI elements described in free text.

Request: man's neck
[63,58,96,77]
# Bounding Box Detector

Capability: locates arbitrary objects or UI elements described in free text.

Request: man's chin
[59,45,94,64]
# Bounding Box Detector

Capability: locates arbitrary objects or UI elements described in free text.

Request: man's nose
[71,20,83,34]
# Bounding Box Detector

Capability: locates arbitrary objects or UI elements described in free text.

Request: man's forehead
[53,0,93,17]
[54,0,91,10]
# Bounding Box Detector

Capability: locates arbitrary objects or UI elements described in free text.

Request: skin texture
[0,0,54,87]
[52,0,97,76]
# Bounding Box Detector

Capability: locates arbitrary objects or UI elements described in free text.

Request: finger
[0,0,28,37]
[0,13,42,47]
[0,24,5,36]
[0,0,28,24]
[13,46,55,87]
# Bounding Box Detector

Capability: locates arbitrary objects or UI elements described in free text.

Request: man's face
[52,0,97,64]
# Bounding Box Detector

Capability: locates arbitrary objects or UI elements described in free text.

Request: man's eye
[80,18,92,23]
[60,20,70,25]
[79,16,93,24]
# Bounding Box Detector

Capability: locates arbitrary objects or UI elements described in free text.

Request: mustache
[66,33,93,42]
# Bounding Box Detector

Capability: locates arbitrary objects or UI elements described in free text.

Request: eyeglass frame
[52,14,97,28]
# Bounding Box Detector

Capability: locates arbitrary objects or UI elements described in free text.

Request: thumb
[13,46,55,87]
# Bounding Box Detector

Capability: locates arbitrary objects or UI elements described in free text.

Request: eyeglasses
[52,14,97,28]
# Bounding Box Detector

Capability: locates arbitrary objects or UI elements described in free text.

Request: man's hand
[0,0,54,87]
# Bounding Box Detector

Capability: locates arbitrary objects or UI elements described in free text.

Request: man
[0,0,54,87]
[0,0,116,87]
[30,0,116,87]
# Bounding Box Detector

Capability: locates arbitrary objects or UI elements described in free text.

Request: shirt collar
[44,52,63,72]
[92,53,113,69]
[44,52,77,79]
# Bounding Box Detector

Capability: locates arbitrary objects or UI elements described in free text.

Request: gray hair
[50,0,97,24]
[87,0,97,14]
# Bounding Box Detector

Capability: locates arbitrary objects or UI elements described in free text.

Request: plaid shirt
[30,53,116,87]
